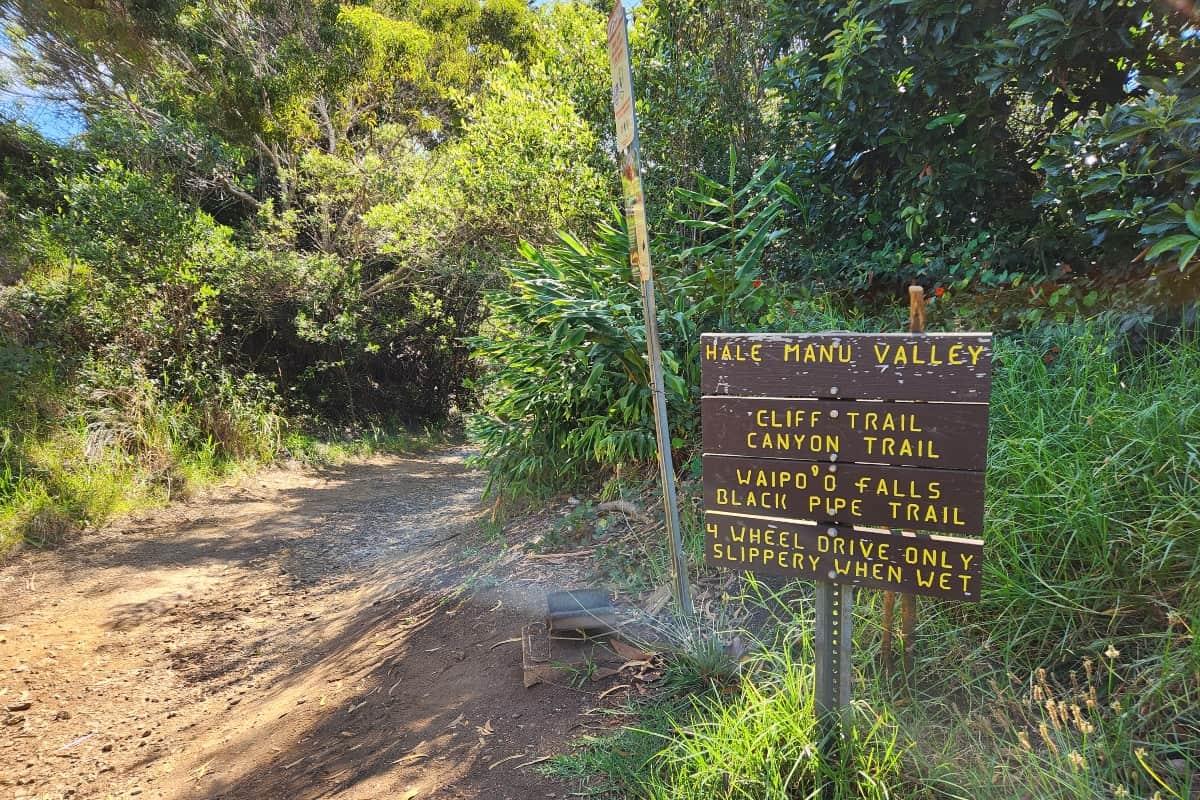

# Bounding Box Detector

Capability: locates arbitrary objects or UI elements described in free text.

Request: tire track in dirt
[1,450,597,800]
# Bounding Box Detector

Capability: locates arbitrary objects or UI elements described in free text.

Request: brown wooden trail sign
[696,328,993,597]
[702,397,989,470]
[700,324,993,731]
[705,512,983,601]
[701,332,992,402]
[703,454,986,536]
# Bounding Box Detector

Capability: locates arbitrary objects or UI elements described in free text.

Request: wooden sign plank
[703,454,986,535]
[705,512,983,601]
[701,333,992,402]
[702,397,989,471]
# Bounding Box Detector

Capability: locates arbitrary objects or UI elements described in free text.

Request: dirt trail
[1,450,600,800]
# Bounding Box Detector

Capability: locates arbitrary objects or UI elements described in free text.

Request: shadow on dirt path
[1,449,600,800]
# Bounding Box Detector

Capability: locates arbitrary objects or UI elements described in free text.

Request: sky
[0,30,84,142]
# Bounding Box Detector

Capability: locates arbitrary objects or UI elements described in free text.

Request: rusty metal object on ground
[545,589,618,633]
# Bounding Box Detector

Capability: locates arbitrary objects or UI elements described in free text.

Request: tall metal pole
[608,3,693,619]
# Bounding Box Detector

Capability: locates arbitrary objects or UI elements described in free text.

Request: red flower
[752,279,763,288]
[934,286,945,298]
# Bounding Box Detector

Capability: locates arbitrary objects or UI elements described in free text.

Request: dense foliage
[1,1,611,548]
[768,0,1200,302]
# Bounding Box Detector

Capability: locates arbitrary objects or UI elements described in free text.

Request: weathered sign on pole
[608,2,692,618]
[701,322,992,759]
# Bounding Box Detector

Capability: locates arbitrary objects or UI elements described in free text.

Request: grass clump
[282,424,449,467]
[959,324,1200,733]
[644,653,903,800]
[1,354,444,555]
[0,365,283,553]
[551,612,906,800]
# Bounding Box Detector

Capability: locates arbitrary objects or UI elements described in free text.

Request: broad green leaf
[1177,238,1200,270]
[1009,7,1065,29]
[1186,208,1200,238]
[926,112,966,129]
[1146,233,1198,261]
[1085,209,1133,222]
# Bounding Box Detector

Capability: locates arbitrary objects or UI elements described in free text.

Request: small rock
[5,702,32,712]
[101,744,113,753]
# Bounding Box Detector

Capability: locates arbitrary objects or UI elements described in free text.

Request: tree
[766,0,1200,290]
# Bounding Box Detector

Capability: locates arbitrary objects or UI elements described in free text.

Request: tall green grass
[548,611,907,800]
[553,322,1199,798]
[959,326,1200,706]
[0,361,285,554]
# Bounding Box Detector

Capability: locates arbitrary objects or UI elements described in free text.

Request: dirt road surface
[1,450,601,800]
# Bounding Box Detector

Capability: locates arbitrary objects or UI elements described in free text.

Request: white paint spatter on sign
[607,5,635,151]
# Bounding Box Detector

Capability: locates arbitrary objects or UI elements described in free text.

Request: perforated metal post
[814,579,853,720]
[814,541,853,795]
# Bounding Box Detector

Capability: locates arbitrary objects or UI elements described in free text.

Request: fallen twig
[488,753,526,770]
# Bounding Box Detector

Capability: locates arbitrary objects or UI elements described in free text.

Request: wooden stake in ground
[882,284,925,677]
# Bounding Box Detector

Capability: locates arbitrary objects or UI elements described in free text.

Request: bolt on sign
[701,332,992,601]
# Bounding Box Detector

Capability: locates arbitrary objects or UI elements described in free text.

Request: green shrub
[765,0,1197,296]
[469,166,798,499]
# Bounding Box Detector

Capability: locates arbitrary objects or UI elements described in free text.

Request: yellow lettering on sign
[711,343,765,362]
[861,436,940,460]
[872,341,988,367]
[746,432,840,453]
[852,477,942,499]
[715,487,788,512]
[886,502,966,527]
[782,343,851,362]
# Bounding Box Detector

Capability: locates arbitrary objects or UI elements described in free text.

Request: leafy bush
[364,63,608,272]
[765,0,1199,295]
[1038,70,1200,301]
[469,167,794,498]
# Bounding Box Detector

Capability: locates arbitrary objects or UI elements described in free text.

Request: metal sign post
[607,2,692,619]
[814,579,853,719]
